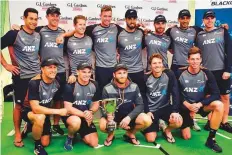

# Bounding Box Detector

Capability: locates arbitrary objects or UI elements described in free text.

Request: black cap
[178,9,191,18]
[154,15,167,23]
[46,6,61,15]
[114,63,128,72]
[77,62,92,70]
[125,9,138,18]
[41,58,58,67]
[203,10,215,19]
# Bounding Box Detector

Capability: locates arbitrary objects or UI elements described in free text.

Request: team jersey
[144,69,180,112]
[24,75,60,108]
[144,32,171,68]
[86,23,123,68]
[63,80,100,111]
[37,26,66,73]
[64,35,93,75]
[1,29,40,79]
[118,28,145,73]
[102,79,144,119]
[196,27,232,72]
[177,67,220,106]
[166,26,202,66]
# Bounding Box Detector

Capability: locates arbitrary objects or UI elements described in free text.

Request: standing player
[21,58,68,155]
[196,10,232,133]
[117,9,146,95]
[143,53,182,143]
[99,63,152,146]
[178,47,223,153]
[1,8,40,147]
[62,62,100,150]
[144,15,171,69]
[64,15,93,84]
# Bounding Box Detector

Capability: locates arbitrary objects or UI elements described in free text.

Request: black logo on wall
[211,0,232,6]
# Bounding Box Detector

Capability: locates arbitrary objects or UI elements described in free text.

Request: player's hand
[106,113,114,122]
[84,110,93,121]
[119,116,131,130]
[147,112,154,119]
[4,64,20,75]
[220,24,229,30]
[56,36,64,44]
[187,103,199,113]
[189,111,196,119]
[59,108,68,116]
[195,102,203,109]
[68,75,76,84]
[11,24,20,30]
[222,72,230,80]
[169,113,182,125]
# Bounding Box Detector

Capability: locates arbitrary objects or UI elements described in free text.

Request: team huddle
[1,5,232,155]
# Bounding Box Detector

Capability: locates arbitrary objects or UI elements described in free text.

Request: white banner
[195,0,232,9]
[9,0,188,31]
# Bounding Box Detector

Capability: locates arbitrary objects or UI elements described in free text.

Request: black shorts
[180,106,210,129]
[114,113,136,129]
[211,70,231,95]
[128,71,145,94]
[171,64,186,78]
[53,72,66,101]
[12,75,31,105]
[62,116,97,138]
[142,106,172,134]
[21,108,51,136]
[95,66,114,94]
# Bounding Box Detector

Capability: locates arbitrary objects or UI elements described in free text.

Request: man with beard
[178,47,224,153]
[64,15,93,84]
[196,10,232,133]
[1,8,41,147]
[117,9,146,96]
[144,15,171,69]
[142,53,182,143]
[21,58,68,155]
[99,63,152,146]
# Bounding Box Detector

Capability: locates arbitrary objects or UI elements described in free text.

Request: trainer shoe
[21,122,32,139]
[204,121,210,131]
[52,125,64,135]
[34,144,48,155]
[220,122,232,133]
[205,138,222,153]
[192,120,201,131]
[159,119,167,132]
[64,136,73,151]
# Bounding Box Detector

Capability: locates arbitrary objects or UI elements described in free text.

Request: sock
[208,128,217,140]
[34,139,41,146]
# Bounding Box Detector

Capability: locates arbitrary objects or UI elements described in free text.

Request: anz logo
[149,40,168,48]
[150,89,167,97]
[203,37,223,45]
[44,42,58,48]
[40,98,53,104]
[22,46,36,52]
[96,37,114,43]
[73,100,87,105]
[183,86,204,92]
[73,49,86,55]
[174,37,193,45]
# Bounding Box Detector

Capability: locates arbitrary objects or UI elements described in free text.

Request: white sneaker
[159,119,167,132]
[192,120,201,131]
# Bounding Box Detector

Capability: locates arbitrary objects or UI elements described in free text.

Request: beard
[126,23,136,30]
[115,77,127,84]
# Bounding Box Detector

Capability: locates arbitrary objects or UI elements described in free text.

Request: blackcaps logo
[67,3,87,11]
[211,0,232,6]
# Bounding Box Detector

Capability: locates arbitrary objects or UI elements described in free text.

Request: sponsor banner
[9,0,188,31]
[195,0,232,9]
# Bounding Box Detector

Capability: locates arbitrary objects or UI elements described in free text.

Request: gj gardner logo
[67,3,87,11]
[36,1,57,10]
[59,16,72,24]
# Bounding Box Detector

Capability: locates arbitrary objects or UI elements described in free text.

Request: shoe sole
[205,144,222,153]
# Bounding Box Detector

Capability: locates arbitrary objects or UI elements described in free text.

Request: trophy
[100,98,118,133]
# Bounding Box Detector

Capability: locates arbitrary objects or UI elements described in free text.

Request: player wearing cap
[99,63,152,146]
[196,10,232,133]
[117,9,146,95]
[144,15,171,69]
[1,8,40,147]
[62,62,101,150]
[64,15,93,84]
[178,47,223,153]
[21,58,68,155]
[142,53,182,143]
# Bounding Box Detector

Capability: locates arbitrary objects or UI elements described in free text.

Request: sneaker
[159,119,167,132]
[21,122,32,139]
[220,122,232,133]
[192,120,201,131]
[64,136,73,151]
[52,125,64,135]
[204,121,210,131]
[34,144,48,155]
[205,138,222,153]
